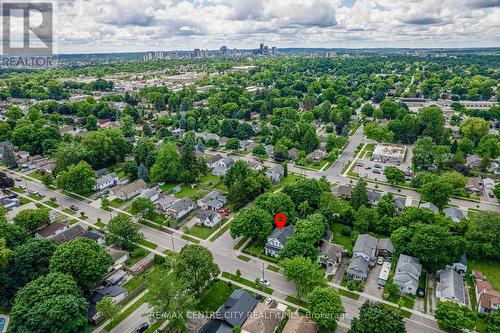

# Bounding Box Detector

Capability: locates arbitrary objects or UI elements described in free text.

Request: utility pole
[171,232,175,252]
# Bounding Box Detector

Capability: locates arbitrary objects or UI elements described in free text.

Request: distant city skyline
[47,0,500,53]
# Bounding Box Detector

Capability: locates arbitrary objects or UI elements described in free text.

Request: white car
[258,278,270,287]
[19,184,26,189]
[377,257,384,265]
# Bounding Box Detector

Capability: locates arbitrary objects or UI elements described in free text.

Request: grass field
[181,235,201,244]
[339,288,361,300]
[197,280,238,313]
[209,219,231,242]
[43,200,59,208]
[138,239,157,249]
[469,259,500,290]
[237,255,251,262]
[185,224,218,239]
[221,272,273,294]
[331,223,354,252]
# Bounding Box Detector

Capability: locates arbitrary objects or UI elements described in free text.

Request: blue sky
[52,0,500,53]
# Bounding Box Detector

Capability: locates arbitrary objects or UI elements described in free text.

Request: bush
[130,247,147,259]
[342,225,352,236]
[154,254,165,265]
[346,280,365,292]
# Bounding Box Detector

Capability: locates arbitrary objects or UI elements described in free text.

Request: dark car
[417,287,425,298]
[133,322,149,333]
[69,205,79,211]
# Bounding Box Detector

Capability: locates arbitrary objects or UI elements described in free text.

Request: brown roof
[115,179,146,195]
[36,221,68,238]
[473,270,485,281]
[476,281,500,310]
[242,303,285,333]
[282,315,318,333]
[53,225,85,243]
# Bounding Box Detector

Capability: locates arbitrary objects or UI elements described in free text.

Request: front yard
[469,259,500,290]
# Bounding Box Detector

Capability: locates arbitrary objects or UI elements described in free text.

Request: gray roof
[214,289,258,328]
[444,207,465,221]
[437,268,465,304]
[347,256,370,276]
[394,197,406,210]
[377,238,394,254]
[367,190,382,203]
[209,154,224,165]
[53,225,85,243]
[353,234,378,257]
[266,225,294,248]
[199,191,226,207]
[420,202,439,213]
[394,254,422,285]
[169,197,194,213]
[196,210,218,221]
[220,157,235,167]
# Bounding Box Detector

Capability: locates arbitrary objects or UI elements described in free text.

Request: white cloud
[52,0,499,53]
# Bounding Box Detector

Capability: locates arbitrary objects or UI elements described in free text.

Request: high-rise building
[220,45,228,56]
[143,51,165,61]
[259,43,264,54]
[193,48,201,58]
[170,51,178,59]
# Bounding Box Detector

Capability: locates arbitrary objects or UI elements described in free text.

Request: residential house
[88,286,128,322]
[167,197,195,220]
[83,230,106,245]
[212,157,235,176]
[318,241,343,275]
[208,154,224,169]
[35,221,69,239]
[394,197,407,212]
[53,225,85,244]
[367,190,382,205]
[197,191,226,210]
[288,148,300,159]
[156,194,177,212]
[107,246,129,266]
[466,155,482,170]
[248,160,264,171]
[420,202,439,214]
[346,234,378,280]
[265,165,284,184]
[112,179,147,200]
[105,269,127,286]
[393,254,422,295]
[465,177,483,195]
[476,280,500,314]
[376,238,394,258]
[451,255,467,276]
[172,128,185,138]
[95,168,109,178]
[219,137,228,147]
[195,210,221,228]
[93,172,118,191]
[436,268,465,305]
[306,149,327,163]
[240,140,256,152]
[281,315,318,333]
[264,225,295,258]
[264,144,274,157]
[140,187,160,202]
[199,289,258,333]
[335,184,353,199]
[444,207,465,222]
[241,301,285,333]
[196,132,220,142]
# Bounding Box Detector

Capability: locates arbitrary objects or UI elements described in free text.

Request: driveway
[364,262,384,299]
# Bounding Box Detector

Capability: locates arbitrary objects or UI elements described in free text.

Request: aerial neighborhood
[0,47,499,333]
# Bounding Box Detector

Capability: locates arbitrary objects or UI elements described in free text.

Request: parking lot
[354,145,413,183]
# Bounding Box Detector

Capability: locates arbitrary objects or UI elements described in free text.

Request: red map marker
[274,213,287,229]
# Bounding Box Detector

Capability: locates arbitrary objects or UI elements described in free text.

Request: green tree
[283,178,324,208]
[308,286,345,330]
[50,238,113,290]
[130,197,155,219]
[106,214,143,250]
[493,183,500,200]
[230,206,273,244]
[9,272,88,333]
[150,142,180,182]
[225,138,240,151]
[486,309,500,333]
[384,167,405,185]
[281,257,325,297]
[349,301,406,333]
[412,136,436,171]
[96,296,123,321]
[0,238,10,269]
[253,192,296,222]
[146,267,196,333]
[1,143,18,168]
[460,117,490,145]
[13,208,51,234]
[86,114,98,131]
[465,211,500,261]
[56,161,96,194]
[351,179,368,210]
[435,301,476,332]
[175,244,220,296]
[420,179,453,208]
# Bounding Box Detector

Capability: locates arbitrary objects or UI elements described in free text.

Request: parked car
[373,169,382,174]
[29,189,39,195]
[377,256,384,265]
[357,162,364,167]
[19,184,26,189]
[15,178,22,181]
[365,166,372,170]
[133,322,149,333]
[258,278,270,287]
[489,192,495,198]
[417,287,425,298]
[374,164,382,169]
[69,205,79,211]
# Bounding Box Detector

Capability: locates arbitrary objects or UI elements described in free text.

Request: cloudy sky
[53,0,500,53]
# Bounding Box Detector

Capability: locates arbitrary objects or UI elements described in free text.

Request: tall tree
[96,296,123,322]
[351,179,368,210]
[230,206,273,244]
[349,301,406,333]
[465,211,500,261]
[1,143,18,168]
[435,301,476,332]
[13,208,51,234]
[150,142,180,183]
[106,214,143,250]
[281,257,325,298]
[55,161,96,194]
[50,238,113,290]
[175,245,220,296]
[308,286,345,331]
[146,268,196,333]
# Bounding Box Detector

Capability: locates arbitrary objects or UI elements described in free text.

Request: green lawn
[181,235,201,244]
[109,198,126,208]
[197,280,238,313]
[28,193,41,201]
[278,174,305,187]
[233,237,248,250]
[138,239,157,249]
[331,223,354,252]
[209,219,231,242]
[237,255,251,262]
[123,276,146,293]
[43,200,59,208]
[11,187,26,194]
[185,224,218,239]
[221,272,273,294]
[267,265,280,272]
[339,288,360,300]
[104,293,148,331]
[62,208,76,215]
[19,197,31,205]
[175,185,209,200]
[143,211,166,225]
[95,220,106,228]
[286,295,309,308]
[28,170,45,181]
[469,260,500,290]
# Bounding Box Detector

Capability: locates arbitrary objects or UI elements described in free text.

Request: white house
[167,197,195,220]
[212,157,235,176]
[265,165,284,183]
[197,191,226,210]
[195,210,221,228]
[264,225,295,258]
[93,172,119,191]
[393,254,422,295]
[436,268,465,305]
[140,187,160,202]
